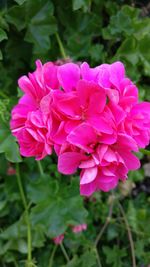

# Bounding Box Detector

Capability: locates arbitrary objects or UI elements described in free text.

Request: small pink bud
[72,224,87,233]
[7,166,16,176]
[53,234,64,245]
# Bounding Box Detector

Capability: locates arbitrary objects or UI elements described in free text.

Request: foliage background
[0,0,150,266]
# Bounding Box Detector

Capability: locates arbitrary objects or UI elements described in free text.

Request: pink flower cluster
[11,60,150,196]
[72,223,87,233]
[53,223,87,244]
[53,234,64,245]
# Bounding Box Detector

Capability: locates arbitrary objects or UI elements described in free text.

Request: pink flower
[121,102,150,148]
[53,234,64,245]
[15,110,52,160]
[18,60,59,102]
[58,133,140,196]
[10,59,150,196]
[11,60,58,159]
[72,224,87,233]
[50,80,115,148]
[7,165,16,175]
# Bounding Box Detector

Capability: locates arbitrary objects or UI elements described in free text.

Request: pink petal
[80,180,97,196]
[58,63,80,92]
[109,61,125,89]
[88,115,113,134]
[118,150,140,170]
[40,93,52,114]
[99,132,117,145]
[43,62,59,89]
[53,121,67,144]
[18,76,35,98]
[58,152,83,174]
[88,89,106,114]
[67,123,97,153]
[97,145,108,163]
[58,94,81,118]
[117,133,138,152]
[103,148,117,162]
[79,158,95,168]
[106,89,119,104]
[77,80,105,111]
[80,167,98,185]
[108,103,125,125]
[81,62,100,82]
[98,174,119,192]
[98,67,111,88]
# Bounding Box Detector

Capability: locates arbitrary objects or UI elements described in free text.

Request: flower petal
[58,63,80,92]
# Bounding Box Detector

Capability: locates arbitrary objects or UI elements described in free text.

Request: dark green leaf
[0,127,22,162]
[0,28,7,42]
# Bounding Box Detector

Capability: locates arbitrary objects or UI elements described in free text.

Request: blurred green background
[0,0,150,266]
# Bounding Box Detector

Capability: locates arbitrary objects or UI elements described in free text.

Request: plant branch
[95,247,102,267]
[55,33,67,60]
[140,148,150,156]
[37,160,44,176]
[49,245,57,267]
[94,202,114,247]
[60,243,70,263]
[16,163,32,263]
[118,202,136,267]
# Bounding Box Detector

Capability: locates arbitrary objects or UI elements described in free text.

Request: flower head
[72,224,87,233]
[10,60,150,196]
[53,234,64,245]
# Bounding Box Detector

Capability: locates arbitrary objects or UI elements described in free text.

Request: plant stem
[140,148,150,156]
[95,247,102,267]
[94,202,114,247]
[0,91,8,98]
[13,259,18,267]
[55,33,67,59]
[60,243,70,262]
[118,202,136,267]
[37,160,44,176]
[49,245,57,267]
[16,163,32,263]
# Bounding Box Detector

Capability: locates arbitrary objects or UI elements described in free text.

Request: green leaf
[27,174,59,203]
[0,49,3,60]
[80,249,97,267]
[133,18,150,40]
[115,37,139,65]
[127,201,138,232]
[0,216,46,253]
[103,245,127,267]
[0,28,7,42]
[6,5,27,31]
[62,255,80,267]
[24,0,57,53]
[14,0,27,5]
[102,5,140,40]
[139,35,150,76]
[30,179,88,237]
[0,125,22,163]
[72,0,90,11]
[90,44,105,63]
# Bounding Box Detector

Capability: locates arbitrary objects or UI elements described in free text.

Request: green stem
[37,160,44,176]
[118,202,136,267]
[49,245,57,267]
[94,202,114,247]
[13,259,18,267]
[95,248,102,267]
[55,33,67,60]
[16,163,32,263]
[0,91,8,98]
[60,243,70,263]
[140,148,150,156]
